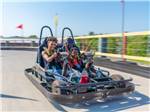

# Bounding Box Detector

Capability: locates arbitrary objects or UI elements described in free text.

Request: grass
[127,59,150,66]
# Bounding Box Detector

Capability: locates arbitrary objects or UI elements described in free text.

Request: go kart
[25,26,135,104]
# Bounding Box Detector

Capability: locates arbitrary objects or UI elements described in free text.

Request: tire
[52,80,61,95]
[110,74,124,81]
[110,74,126,88]
[52,80,71,95]
[32,70,38,78]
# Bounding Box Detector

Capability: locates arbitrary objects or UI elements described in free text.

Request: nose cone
[80,74,89,84]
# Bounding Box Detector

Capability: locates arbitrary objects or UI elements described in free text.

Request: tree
[28,35,38,38]
[89,31,95,35]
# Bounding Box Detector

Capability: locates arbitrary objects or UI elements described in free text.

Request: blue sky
[0,0,149,37]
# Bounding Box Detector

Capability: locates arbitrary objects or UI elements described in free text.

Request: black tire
[110,74,126,88]
[45,72,55,83]
[32,70,38,78]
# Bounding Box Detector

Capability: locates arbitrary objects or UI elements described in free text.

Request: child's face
[48,41,57,50]
[72,49,78,57]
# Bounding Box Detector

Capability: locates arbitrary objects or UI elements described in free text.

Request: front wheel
[52,80,61,95]
[110,74,124,81]
[110,74,126,88]
[52,80,71,95]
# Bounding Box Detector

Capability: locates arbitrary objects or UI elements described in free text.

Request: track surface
[0,50,150,112]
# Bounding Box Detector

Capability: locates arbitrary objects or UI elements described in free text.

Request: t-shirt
[43,47,61,69]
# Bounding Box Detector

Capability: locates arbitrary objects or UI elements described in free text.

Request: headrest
[66,38,75,45]
[40,37,48,48]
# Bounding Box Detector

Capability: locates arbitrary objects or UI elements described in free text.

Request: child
[85,59,96,78]
[68,47,83,72]
[42,37,62,77]
[63,38,80,55]
[80,53,96,78]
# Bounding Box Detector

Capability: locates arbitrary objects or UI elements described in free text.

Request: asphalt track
[0,50,150,112]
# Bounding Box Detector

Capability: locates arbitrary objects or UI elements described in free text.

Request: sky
[0,0,149,38]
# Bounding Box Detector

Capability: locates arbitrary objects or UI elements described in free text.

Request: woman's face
[48,41,57,50]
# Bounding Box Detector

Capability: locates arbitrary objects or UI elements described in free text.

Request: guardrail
[95,52,150,62]
[0,46,37,51]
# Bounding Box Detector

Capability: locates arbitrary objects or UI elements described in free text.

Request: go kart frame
[25,26,135,104]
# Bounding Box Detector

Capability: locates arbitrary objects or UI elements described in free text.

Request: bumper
[25,68,135,104]
[51,83,134,104]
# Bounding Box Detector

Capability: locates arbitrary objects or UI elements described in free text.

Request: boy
[42,37,62,76]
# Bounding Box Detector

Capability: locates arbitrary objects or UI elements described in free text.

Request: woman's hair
[47,37,58,43]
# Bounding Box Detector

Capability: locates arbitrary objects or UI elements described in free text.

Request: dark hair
[66,38,75,45]
[47,37,58,43]
[71,47,78,51]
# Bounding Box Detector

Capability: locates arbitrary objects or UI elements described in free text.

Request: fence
[1,31,150,63]
[75,31,150,62]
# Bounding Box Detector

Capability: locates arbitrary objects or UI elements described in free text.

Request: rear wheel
[110,74,126,88]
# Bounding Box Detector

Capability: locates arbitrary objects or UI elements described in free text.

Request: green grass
[127,59,150,66]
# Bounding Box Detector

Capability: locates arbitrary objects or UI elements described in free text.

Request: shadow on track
[0,93,38,102]
[61,91,150,112]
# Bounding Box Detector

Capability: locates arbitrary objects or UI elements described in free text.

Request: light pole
[54,13,58,37]
[121,0,126,62]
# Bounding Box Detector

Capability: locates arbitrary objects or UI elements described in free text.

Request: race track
[0,50,150,112]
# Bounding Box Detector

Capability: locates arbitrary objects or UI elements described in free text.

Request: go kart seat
[37,37,56,82]
[37,37,48,68]
[63,38,81,54]
[56,43,63,52]
[37,37,63,69]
